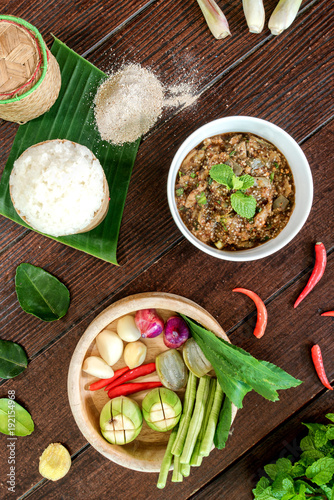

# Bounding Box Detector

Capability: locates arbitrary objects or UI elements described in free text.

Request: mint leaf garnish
[231,192,257,219]
[232,176,244,190]
[239,174,254,190]
[209,164,234,189]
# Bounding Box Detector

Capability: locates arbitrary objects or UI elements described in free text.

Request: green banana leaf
[0,38,140,265]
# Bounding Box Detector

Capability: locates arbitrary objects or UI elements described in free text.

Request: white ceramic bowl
[167,116,313,262]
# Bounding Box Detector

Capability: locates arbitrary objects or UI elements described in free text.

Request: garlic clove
[82,356,114,379]
[123,341,147,369]
[96,329,124,366]
[117,315,141,342]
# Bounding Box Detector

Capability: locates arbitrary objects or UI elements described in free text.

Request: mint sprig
[209,164,256,219]
[253,415,334,500]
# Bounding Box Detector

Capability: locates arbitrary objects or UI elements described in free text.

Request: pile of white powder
[94,63,198,145]
[10,140,107,237]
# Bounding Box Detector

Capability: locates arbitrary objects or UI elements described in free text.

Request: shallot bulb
[135,309,164,338]
[163,316,190,348]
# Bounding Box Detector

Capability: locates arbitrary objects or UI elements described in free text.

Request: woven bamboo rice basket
[0,15,61,124]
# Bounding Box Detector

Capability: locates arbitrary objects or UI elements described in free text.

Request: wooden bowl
[68,292,237,472]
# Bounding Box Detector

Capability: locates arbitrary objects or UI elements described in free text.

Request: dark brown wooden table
[0,1,333,498]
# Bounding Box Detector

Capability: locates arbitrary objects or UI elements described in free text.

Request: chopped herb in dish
[175,133,295,251]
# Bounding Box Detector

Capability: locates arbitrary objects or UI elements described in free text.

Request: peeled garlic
[123,341,147,369]
[82,356,114,379]
[96,328,123,366]
[117,315,141,342]
[39,443,71,481]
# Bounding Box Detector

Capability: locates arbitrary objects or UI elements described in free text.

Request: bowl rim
[167,116,313,262]
[67,292,237,472]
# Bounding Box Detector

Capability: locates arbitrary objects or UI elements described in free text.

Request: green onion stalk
[196,0,231,39]
[268,0,303,35]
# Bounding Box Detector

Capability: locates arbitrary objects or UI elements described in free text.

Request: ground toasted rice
[10,140,108,237]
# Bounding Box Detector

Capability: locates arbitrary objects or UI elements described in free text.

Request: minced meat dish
[175,133,295,250]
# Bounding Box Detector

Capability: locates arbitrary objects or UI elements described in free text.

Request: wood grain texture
[0,0,333,498]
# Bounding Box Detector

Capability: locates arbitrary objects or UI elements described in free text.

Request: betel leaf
[0,398,34,436]
[209,164,234,189]
[231,191,257,219]
[0,340,28,379]
[182,315,302,409]
[15,263,70,321]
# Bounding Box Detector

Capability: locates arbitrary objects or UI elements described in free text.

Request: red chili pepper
[89,366,130,391]
[108,381,162,399]
[294,242,327,308]
[233,288,268,339]
[321,311,334,317]
[311,344,333,391]
[104,362,156,391]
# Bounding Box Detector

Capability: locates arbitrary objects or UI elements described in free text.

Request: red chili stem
[108,381,162,399]
[294,242,327,309]
[233,288,268,339]
[311,344,333,391]
[321,311,334,317]
[89,366,130,391]
[104,362,156,391]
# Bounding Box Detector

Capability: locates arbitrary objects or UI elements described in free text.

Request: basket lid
[0,17,44,100]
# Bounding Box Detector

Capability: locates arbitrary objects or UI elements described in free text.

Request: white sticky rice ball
[9,139,109,237]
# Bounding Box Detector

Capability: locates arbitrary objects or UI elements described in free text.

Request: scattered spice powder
[94,63,198,145]
[94,64,164,145]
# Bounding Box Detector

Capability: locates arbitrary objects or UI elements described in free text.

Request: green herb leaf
[231,192,257,219]
[182,316,302,409]
[176,188,184,196]
[195,192,207,205]
[239,175,254,190]
[209,164,234,189]
[15,263,70,322]
[232,176,244,190]
[306,457,334,486]
[229,150,236,157]
[0,340,28,379]
[270,171,275,182]
[190,172,196,178]
[214,396,232,449]
[0,398,34,436]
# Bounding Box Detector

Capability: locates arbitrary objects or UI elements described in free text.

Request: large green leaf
[0,398,34,436]
[182,315,302,408]
[15,263,70,321]
[0,340,28,379]
[0,38,140,265]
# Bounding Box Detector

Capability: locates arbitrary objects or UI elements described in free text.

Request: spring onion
[268,0,303,35]
[242,0,265,33]
[196,0,231,39]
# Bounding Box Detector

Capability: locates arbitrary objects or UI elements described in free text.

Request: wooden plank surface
[0,0,333,498]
